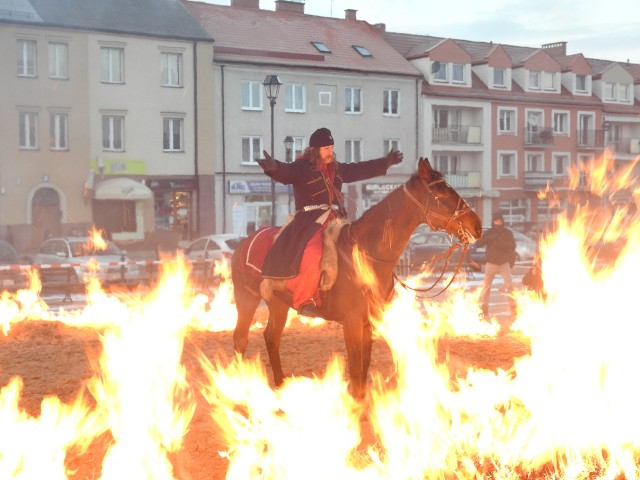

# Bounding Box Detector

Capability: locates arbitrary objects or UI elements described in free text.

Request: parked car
[32,236,141,288]
[0,239,31,291]
[400,230,478,274]
[181,234,244,286]
[470,229,539,265]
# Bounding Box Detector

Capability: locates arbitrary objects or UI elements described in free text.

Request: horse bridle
[395,176,475,297]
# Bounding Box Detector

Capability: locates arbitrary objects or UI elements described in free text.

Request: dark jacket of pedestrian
[474,213,516,266]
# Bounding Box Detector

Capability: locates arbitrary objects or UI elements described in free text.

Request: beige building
[0,0,213,252]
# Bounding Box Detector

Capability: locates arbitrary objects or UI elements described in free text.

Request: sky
[203,0,640,64]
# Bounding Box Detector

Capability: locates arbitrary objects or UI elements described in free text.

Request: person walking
[475,212,516,317]
[256,127,403,316]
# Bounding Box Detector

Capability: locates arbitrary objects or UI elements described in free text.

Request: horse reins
[393,177,474,297]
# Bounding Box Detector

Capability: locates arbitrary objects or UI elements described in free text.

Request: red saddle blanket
[240,227,279,277]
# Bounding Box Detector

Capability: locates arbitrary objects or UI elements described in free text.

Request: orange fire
[1,154,639,479]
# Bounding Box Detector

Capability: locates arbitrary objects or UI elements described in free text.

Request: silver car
[33,236,140,287]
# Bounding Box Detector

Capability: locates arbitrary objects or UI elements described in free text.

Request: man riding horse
[256,127,403,318]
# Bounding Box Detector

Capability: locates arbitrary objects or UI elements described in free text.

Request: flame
[88,226,108,251]
[3,153,640,478]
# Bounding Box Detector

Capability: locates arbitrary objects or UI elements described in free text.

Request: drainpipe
[415,77,420,160]
[221,64,227,232]
[193,41,200,238]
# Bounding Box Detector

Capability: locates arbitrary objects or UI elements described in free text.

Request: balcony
[432,125,481,145]
[445,171,481,189]
[605,137,640,155]
[524,171,554,191]
[577,129,605,149]
[524,128,554,147]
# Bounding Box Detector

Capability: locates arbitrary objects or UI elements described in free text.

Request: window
[318,91,332,107]
[498,152,516,177]
[525,153,543,172]
[241,80,262,110]
[284,84,305,112]
[383,89,399,116]
[161,52,182,87]
[242,136,262,163]
[528,70,540,90]
[101,47,124,83]
[49,113,68,150]
[311,41,331,53]
[102,115,124,151]
[345,139,361,163]
[576,74,587,92]
[553,111,569,135]
[604,82,616,100]
[384,139,400,157]
[493,68,506,87]
[352,45,372,57]
[48,42,68,79]
[542,71,556,90]
[619,84,631,102]
[498,108,516,134]
[163,117,183,151]
[553,153,570,176]
[434,154,458,174]
[345,87,361,114]
[291,137,305,160]
[19,112,38,149]
[17,39,37,77]
[452,63,465,83]
[433,62,448,82]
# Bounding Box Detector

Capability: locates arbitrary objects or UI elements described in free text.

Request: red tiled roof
[183,0,421,77]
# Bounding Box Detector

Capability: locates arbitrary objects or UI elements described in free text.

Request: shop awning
[94,178,153,201]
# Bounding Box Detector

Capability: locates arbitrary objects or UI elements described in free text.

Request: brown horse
[231,157,483,399]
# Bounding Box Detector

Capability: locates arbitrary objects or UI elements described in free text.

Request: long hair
[300,146,336,169]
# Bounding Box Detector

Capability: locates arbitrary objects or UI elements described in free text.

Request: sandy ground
[0,305,530,479]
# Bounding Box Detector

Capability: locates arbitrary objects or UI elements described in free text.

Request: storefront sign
[362,183,403,201]
[147,178,197,190]
[228,180,290,194]
[89,158,146,175]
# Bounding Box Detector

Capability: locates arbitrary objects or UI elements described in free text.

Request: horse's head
[407,157,483,244]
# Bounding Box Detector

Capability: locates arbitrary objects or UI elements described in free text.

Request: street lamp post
[263,74,282,226]
[284,136,294,213]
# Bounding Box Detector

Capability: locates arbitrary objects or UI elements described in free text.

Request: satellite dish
[528,115,538,126]
[431,61,441,74]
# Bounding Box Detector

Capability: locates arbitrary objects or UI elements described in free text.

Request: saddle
[252,218,348,302]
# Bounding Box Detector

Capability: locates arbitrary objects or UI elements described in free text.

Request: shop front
[147,177,197,242]
[228,179,291,235]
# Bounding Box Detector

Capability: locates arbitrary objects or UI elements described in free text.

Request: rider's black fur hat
[309,127,334,148]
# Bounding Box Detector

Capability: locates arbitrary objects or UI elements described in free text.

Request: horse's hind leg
[263,298,290,387]
[233,285,261,355]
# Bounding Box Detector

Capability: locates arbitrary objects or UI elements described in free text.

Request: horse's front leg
[263,298,290,388]
[342,314,371,401]
[233,286,261,355]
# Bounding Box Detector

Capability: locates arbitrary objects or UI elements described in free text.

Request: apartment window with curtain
[48,42,68,79]
[241,80,262,110]
[345,87,362,114]
[553,111,569,135]
[242,136,262,164]
[344,139,361,163]
[101,47,124,83]
[528,70,540,90]
[542,71,556,90]
[493,68,506,88]
[434,154,458,174]
[163,117,183,151]
[102,114,124,150]
[383,139,399,156]
[17,39,37,77]
[525,152,543,172]
[383,89,399,116]
[160,52,182,87]
[498,151,516,177]
[553,153,570,176]
[604,82,616,100]
[498,108,516,134]
[284,84,305,112]
[19,112,38,149]
[49,112,68,150]
[433,62,448,82]
[452,63,465,83]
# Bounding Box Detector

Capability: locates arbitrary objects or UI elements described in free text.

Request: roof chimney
[541,41,567,57]
[275,0,305,14]
[345,8,357,20]
[373,23,386,32]
[231,0,260,9]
